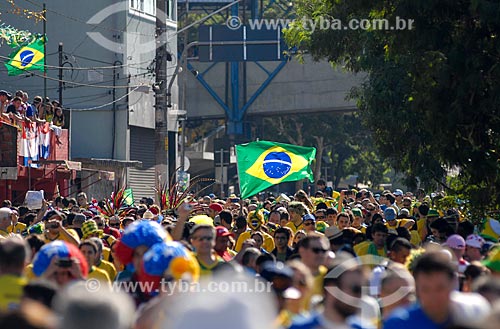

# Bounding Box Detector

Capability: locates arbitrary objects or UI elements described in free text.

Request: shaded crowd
[0,183,499,329]
[0,89,65,127]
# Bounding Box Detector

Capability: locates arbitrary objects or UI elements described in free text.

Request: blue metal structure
[178,0,293,137]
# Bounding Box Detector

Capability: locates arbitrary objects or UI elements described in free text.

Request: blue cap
[384,207,397,221]
[302,213,316,223]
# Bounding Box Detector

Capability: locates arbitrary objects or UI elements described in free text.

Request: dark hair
[413,251,455,280]
[235,216,247,229]
[280,211,290,221]
[395,227,412,242]
[256,253,276,269]
[23,280,58,308]
[316,202,328,210]
[274,227,291,240]
[389,237,412,252]
[0,239,29,269]
[385,194,396,204]
[241,248,261,267]
[219,210,233,225]
[372,223,389,234]
[2,200,12,207]
[316,179,326,186]
[26,234,45,254]
[61,198,70,208]
[326,207,338,216]
[418,204,430,216]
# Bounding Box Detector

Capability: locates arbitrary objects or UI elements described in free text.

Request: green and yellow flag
[235,141,316,199]
[4,36,45,76]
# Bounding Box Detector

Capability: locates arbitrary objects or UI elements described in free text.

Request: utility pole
[58,43,63,105]
[155,0,169,193]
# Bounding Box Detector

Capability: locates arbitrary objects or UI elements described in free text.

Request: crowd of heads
[0,185,499,328]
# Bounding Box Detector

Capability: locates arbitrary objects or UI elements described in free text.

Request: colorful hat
[215,226,235,238]
[482,247,500,272]
[138,241,200,295]
[189,214,214,226]
[209,203,224,213]
[427,209,440,218]
[316,221,329,233]
[351,208,363,217]
[32,241,88,278]
[465,234,485,249]
[114,220,171,266]
[443,234,466,250]
[81,220,103,239]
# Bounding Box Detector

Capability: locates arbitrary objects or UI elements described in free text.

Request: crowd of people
[0,89,65,127]
[0,183,499,329]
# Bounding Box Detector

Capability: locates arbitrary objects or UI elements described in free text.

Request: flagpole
[43,3,47,100]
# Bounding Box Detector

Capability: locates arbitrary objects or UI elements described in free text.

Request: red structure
[0,122,76,204]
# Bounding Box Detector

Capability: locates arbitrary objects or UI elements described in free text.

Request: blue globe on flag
[20,50,35,67]
[263,152,292,179]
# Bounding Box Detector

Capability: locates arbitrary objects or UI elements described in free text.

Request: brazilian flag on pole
[4,36,45,76]
[235,140,316,199]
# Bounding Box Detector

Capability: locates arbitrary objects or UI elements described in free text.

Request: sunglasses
[304,221,315,226]
[311,247,328,254]
[367,208,376,211]
[193,236,214,242]
[109,223,120,228]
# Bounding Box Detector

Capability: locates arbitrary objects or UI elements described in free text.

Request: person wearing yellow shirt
[354,223,388,259]
[384,208,415,231]
[285,201,309,234]
[189,224,224,276]
[88,237,117,280]
[79,240,111,283]
[43,210,80,246]
[0,238,29,311]
[297,233,330,310]
[7,210,26,234]
[235,210,275,252]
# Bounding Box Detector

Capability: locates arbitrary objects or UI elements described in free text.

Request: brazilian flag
[4,36,45,76]
[236,141,316,199]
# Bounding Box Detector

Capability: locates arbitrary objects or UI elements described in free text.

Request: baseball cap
[444,234,466,250]
[465,234,485,249]
[351,208,362,217]
[215,226,235,238]
[302,213,316,223]
[209,203,224,213]
[384,207,397,221]
[393,189,404,196]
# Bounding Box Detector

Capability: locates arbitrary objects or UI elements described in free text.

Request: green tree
[262,113,390,189]
[285,0,500,216]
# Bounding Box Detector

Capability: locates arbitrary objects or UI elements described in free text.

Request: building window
[130,0,156,16]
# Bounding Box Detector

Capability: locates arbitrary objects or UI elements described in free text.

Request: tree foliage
[262,113,391,189]
[284,0,500,216]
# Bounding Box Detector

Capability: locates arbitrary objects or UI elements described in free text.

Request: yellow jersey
[0,274,27,311]
[234,230,275,252]
[195,253,225,276]
[285,221,304,234]
[8,222,27,234]
[88,266,111,282]
[96,259,117,281]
